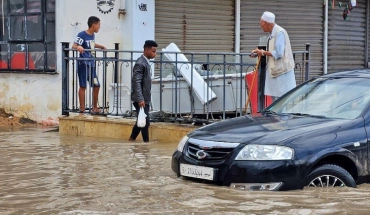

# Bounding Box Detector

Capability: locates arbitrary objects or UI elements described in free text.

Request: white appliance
[162,43,217,105]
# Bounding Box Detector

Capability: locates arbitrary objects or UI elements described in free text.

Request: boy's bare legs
[92,86,100,113]
[79,87,86,112]
[79,86,99,113]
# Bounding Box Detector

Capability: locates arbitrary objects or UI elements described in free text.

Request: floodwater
[1,128,370,215]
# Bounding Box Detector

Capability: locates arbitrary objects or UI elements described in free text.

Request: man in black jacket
[129,40,158,142]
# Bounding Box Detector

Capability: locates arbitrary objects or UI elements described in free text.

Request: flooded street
[1,128,370,214]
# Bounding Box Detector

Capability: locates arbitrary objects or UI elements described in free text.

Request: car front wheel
[305,164,356,188]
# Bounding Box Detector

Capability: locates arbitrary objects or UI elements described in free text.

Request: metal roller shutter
[240,0,324,78]
[155,0,235,52]
[328,0,367,73]
[368,0,370,68]
[368,1,370,67]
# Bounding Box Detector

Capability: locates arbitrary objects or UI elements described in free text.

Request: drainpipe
[234,0,240,53]
[324,0,328,74]
[235,0,242,115]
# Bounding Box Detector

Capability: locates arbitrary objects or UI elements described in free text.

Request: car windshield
[266,77,370,119]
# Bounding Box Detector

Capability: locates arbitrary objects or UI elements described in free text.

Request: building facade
[0,0,369,124]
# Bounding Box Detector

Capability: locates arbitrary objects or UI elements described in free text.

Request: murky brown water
[1,128,370,214]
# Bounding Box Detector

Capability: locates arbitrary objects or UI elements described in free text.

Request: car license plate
[180,163,214,181]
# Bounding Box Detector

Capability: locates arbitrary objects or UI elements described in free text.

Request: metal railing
[61,42,311,124]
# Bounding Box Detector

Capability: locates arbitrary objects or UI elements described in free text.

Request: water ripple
[1,128,370,214]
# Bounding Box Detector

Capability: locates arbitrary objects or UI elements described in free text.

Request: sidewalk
[59,115,198,143]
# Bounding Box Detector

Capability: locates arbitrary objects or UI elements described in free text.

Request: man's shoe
[129,138,135,142]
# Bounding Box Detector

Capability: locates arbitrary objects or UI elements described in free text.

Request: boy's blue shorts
[77,62,100,88]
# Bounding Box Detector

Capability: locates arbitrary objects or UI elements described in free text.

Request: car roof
[320,69,370,78]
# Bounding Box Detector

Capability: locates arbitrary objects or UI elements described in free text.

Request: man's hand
[95,44,106,50]
[251,49,264,57]
[138,101,145,107]
[250,49,258,58]
[77,46,84,53]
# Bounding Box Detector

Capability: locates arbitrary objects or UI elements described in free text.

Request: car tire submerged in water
[305,164,356,188]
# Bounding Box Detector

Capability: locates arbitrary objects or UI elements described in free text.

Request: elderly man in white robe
[251,11,296,102]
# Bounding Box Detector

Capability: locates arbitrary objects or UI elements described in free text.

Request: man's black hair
[88,16,100,28]
[144,40,158,49]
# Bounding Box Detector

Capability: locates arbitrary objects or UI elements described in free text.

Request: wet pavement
[1,127,370,215]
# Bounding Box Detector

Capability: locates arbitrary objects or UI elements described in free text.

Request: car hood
[189,114,348,145]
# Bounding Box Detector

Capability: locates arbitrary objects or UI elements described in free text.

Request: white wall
[0,0,155,125]
[121,0,155,86]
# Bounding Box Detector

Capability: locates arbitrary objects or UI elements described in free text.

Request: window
[0,0,55,73]
[270,78,370,120]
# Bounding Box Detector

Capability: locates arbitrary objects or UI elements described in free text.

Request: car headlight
[235,145,293,160]
[177,136,189,152]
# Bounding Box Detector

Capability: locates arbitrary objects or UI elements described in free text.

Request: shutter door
[240,0,324,78]
[328,0,367,73]
[155,0,235,52]
[368,0,370,68]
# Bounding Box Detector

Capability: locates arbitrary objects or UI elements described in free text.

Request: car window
[268,77,370,119]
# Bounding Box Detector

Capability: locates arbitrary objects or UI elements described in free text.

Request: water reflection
[1,128,370,214]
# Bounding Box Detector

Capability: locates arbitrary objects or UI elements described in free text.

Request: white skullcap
[261,11,275,23]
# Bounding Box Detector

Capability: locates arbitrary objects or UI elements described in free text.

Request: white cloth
[265,70,296,97]
[142,54,150,64]
[261,11,275,23]
[265,25,296,97]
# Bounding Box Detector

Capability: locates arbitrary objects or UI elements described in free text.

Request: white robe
[265,69,296,97]
[264,26,296,97]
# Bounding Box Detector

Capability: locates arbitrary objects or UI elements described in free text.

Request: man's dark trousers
[129,102,150,142]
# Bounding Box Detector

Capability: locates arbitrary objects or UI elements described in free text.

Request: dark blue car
[172,70,370,191]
